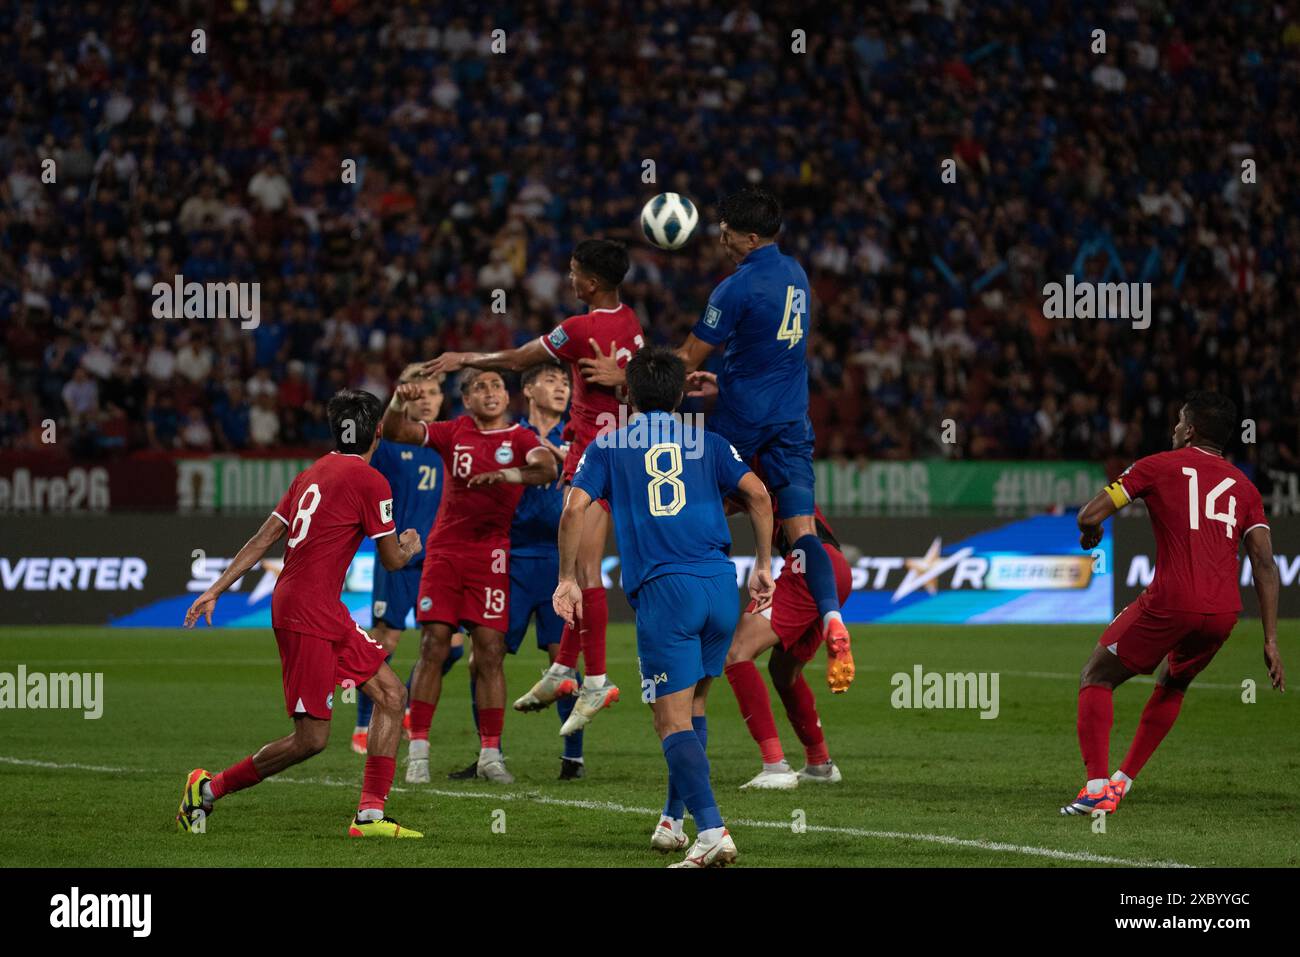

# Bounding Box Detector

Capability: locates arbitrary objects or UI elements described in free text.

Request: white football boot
[650,819,689,853]
[668,831,738,868]
[796,760,842,784]
[559,680,620,736]
[476,751,516,784]
[405,739,430,784]
[739,762,799,790]
[513,665,579,712]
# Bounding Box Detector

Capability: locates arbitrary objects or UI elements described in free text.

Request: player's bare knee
[419,629,450,663]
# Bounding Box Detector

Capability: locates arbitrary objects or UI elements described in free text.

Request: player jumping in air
[353,365,465,755]
[179,389,425,838]
[558,347,775,867]
[724,501,853,789]
[425,239,643,735]
[447,361,588,780]
[581,188,854,693]
[1063,391,1286,816]
[382,369,557,784]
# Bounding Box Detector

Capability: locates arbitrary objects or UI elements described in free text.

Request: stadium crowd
[2,0,1299,493]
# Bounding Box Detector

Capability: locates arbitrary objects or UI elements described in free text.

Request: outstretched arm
[424,338,552,377]
[1245,526,1285,691]
[184,515,287,627]
[675,333,715,374]
[734,471,775,609]
[467,446,558,487]
[553,485,593,624]
[380,383,429,446]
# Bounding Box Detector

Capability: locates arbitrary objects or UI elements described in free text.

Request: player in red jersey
[382,369,556,784]
[1062,392,1286,816]
[177,390,426,838]
[424,239,642,738]
[721,504,853,795]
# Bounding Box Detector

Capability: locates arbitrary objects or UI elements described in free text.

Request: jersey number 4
[1181,467,1237,538]
[777,286,805,349]
[645,443,685,517]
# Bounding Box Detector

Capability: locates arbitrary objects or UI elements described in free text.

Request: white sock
[200,781,215,804]
[698,825,726,845]
[658,813,683,835]
[479,747,502,763]
[1087,777,1108,795]
[547,662,574,677]
[408,739,429,760]
[583,673,606,690]
[1111,771,1133,788]
[355,807,383,823]
[563,755,584,764]
[763,760,791,773]
[822,610,844,628]
[353,725,367,734]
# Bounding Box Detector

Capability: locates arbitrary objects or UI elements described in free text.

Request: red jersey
[271,451,396,641]
[538,303,644,478]
[422,416,542,554]
[1112,445,1267,614]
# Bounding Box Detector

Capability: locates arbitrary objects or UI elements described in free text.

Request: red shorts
[417,548,510,631]
[273,625,388,720]
[1099,592,1238,680]
[746,545,853,662]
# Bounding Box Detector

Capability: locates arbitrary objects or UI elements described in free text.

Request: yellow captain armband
[1104,481,1131,509]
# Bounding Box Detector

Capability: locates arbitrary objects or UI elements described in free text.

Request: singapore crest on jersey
[495,442,514,464]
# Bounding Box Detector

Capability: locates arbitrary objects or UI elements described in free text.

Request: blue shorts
[633,571,738,699]
[372,562,422,631]
[708,414,815,519]
[505,553,564,654]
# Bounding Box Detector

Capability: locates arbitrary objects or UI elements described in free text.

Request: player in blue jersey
[581,188,854,693]
[352,365,464,754]
[447,360,589,780]
[558,346,775,867]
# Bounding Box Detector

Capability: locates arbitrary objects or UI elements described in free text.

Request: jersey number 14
[1181,467,1237,538]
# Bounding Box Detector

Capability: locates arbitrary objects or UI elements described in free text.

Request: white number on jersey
[645,442,686,517]
[1181,467,1237,538]
[453,451,472,479]
[287,483,322,547]
[613,334,646,406]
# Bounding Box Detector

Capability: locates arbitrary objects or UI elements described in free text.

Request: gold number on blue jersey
[777,285,804,348]
[645,443,685,517]
[417,465,437,490]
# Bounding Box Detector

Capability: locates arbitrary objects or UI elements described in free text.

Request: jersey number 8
[645,443,686,517]
[287,483,322,547]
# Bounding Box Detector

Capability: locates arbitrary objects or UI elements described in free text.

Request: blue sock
[661,730,723,832]
[443,641,464,675]
[469,670,479,734]
[793,533,841,618]
[558,669,583,759]
[356,653,393,728]
[692,714,708,753]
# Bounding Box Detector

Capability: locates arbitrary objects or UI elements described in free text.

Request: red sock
[408,699,435,741]
[1119,686,1184,779]
[775,672,829,765]
[210,755,262,800]
[555,622,581,669]
[580,587,608,675]
[725,661,784,764]
[478,707,504,750]
[1077,685,1114,780]
[358,755,395,813]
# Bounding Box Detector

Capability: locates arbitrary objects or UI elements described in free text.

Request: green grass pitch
[1,623,1297,868]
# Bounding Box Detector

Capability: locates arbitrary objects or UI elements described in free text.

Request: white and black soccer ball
[640,193,700,250]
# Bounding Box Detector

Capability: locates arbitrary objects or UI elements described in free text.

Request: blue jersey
[571,412,751,599]
[691,243,811,431]
[370,438,443,548]
[510,415,566,559]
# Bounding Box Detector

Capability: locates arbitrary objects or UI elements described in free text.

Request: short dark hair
[571,239,629,289]
[459,367,505,396]
[718,187,781,238]
[327,388,383,454]
[522,360,568,389]
[1183,391,1237,449]
[625,346,685,413]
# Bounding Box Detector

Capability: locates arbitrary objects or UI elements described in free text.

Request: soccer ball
[640,193,699,250]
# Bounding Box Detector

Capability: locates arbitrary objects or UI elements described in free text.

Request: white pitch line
[0,756,1195,867]
[269,773,1192,868]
